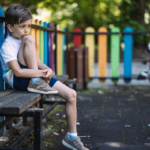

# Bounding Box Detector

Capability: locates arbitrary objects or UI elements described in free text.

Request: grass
[98,119,101,130]
[141,120,145,131]
[136,104,140,112]
[118,100,121,106]
[119,110,122,119]
[77,88,110,94]
[122,130,125,144]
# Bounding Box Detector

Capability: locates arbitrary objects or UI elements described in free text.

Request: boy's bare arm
[9,60,47,78]
[36,54,53,83]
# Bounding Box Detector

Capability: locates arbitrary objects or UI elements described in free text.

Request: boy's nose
[24,28,29,34]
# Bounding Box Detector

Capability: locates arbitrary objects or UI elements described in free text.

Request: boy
[0,4,89,150]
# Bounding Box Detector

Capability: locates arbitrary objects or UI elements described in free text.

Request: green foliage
[1,0,150,47]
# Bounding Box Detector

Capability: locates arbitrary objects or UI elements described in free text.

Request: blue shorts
[13,61,58,90]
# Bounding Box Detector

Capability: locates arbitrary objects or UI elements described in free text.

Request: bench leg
[40,98,44,108]
[23,117,28,126]
[34,110,43,150]
[73,84,77,90]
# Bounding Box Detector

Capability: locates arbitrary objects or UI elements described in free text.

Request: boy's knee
[68,89,77,103]
[22,35,35,44]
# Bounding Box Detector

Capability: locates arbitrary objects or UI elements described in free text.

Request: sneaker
[62,134,89,150]
[27,78,58,94]
[137,68,150,80]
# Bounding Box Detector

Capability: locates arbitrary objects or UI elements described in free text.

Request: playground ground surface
[50,85,150,150]
[1,85,150,150]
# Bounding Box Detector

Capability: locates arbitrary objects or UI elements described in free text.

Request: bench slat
[2,93,44,114]
[0,91,29,108]
[53,75,68,83]
[0,89,17,99]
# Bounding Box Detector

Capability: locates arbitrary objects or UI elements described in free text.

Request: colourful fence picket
[0,6,4,136]
[98,27,107,83]
[123,27,133,83]
[49,24,54,70]
[57,25,63,75]
[44,22,48,66]
[73,28,82,48]
[30,19,35,38]
[111,27,120,84]
[40,21,44,63]
[62,28,66,75]
[35,19,40,57]
[85,27,95,79]
[49,25,67,75]
[47,23,51,68]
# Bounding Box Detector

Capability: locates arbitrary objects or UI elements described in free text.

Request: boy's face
[7,19,32,40]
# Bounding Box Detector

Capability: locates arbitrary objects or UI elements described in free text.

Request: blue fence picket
[62,28,66,75]
[47,23,51,68]
[123,27,133,83]
[0,6,4,136]
[44,22,48,66]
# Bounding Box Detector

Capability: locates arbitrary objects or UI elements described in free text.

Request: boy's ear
[7,24,13,32]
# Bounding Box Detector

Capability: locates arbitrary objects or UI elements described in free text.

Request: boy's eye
[20,26,24,28]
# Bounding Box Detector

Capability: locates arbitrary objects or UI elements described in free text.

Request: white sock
[67,132,77,136]
[31,77,41,83]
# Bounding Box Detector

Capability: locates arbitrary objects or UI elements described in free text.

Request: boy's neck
[9,33,21,40]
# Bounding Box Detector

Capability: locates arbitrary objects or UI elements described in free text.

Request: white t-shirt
[0,35,21,88]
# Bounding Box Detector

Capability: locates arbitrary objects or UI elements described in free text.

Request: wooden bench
[0,75,77,150]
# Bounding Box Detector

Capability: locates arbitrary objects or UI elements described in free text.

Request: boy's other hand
[42,69,53,84]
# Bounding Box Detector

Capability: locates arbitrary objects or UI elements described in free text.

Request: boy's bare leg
[53,81,77,133]
[18,35,77,133]
[18,35,38,69]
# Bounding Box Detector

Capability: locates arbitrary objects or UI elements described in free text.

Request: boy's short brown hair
[5,4,32,26]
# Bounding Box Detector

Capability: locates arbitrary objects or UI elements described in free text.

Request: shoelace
[42,84,50,89]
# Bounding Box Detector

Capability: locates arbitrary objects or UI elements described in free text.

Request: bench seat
[0,75,68,115]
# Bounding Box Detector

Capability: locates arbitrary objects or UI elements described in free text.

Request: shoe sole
[27,87,58,94]
[62,140,77,150]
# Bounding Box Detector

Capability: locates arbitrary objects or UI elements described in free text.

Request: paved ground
[51,86,150,150]
[1,85,150,150]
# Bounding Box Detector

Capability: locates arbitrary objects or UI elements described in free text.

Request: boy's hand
[42,69,53,84]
